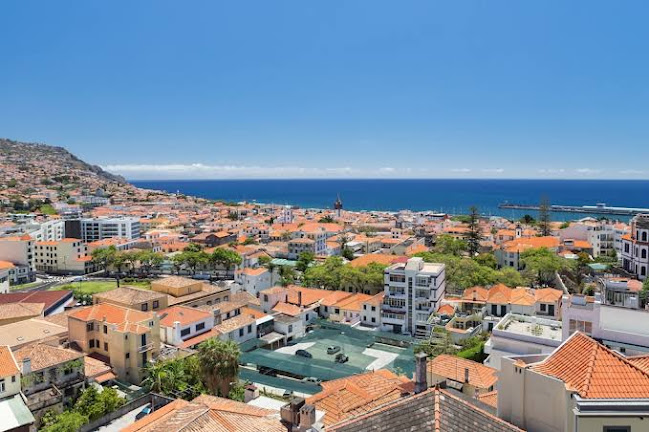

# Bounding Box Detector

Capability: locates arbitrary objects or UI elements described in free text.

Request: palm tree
[197,339,241,397]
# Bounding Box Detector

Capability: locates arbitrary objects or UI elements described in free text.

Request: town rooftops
[0,318,68,349]
[93,285,166,305]
[348,254,407,268]
[13,343,83,372]
[530,332,649,399]
[328,387,522,432]
[428,354,498,390]
[0,302,44,322]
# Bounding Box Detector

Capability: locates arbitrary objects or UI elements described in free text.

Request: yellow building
[68,303,160,384]
[93,285,168,312]
[151,276,230,307]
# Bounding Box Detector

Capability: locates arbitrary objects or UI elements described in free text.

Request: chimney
[173,321,182,343]
[22,357,31,375]
[244,384,259,403]
[414,352,428,394]
[298,291,302,306]
[299,404,316,429]
[464,367,470,384]
[281,397,305,430]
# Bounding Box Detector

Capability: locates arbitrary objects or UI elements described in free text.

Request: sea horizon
[131,178,649,221]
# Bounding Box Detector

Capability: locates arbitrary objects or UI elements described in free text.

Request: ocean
[131,179,649,221]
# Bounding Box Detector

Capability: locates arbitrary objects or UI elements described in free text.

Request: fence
[80,393,174,432]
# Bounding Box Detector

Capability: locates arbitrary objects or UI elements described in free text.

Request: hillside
[0,138,145,210]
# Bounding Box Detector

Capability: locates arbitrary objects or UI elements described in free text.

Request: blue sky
[1,1,648,179]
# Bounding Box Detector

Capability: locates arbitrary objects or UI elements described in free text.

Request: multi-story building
[0,346,34,432]
[76,217,141,242]
[33,238,95,274]
[158,305,214,346]
[0,235,35,283]
[68,303,160,384]
[29,219,65,242]
[93,285,168,312]
[381,257,445,338]
[0,262,10,294]
[14,344,85,428]
[621,213,649,280]
[560,219,628,259]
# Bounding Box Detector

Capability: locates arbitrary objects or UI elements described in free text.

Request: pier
[498,202,649,216]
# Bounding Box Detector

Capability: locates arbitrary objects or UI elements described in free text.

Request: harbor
[498,202,649,216]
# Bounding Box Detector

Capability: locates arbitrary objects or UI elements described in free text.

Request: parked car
[135,405,152,420]
[335,353,349,364]
[295,349,312,358]
[326,346,341,355]
[283,389,293,398]
[259,366,277,377]
[302,377,322,385]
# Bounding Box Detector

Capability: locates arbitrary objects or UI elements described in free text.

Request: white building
[235,267,272,297]
[381,257,445,338]
[159,306,215,346]
[29,219,65,242]
[484,313,562,370]
[621,213,649,280]
[0,235,35,282]
[560,219,628,259]
[562,294,649,356]
[80,217,141,242]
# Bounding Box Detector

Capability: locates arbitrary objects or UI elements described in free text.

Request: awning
[0,394,35,432]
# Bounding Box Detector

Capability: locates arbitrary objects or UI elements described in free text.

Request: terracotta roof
[154,276,198,289]
[328,387,523,432]
[0,345,19,378]
[13,343,83,372]
[0,290,73,315]
[0,302,44,321]
[477,390,498,408]
[179,327,222,349]
[308,369,413,426]
[462,286,489,303]
[531,332,649,399]
[0,260,15,270]
[510,287,535,306]
[627,355,649,373]
[272,302,302,317]
[486,284,512,305]
[427,354,498,390]
[534,288,563,303]
[158,305,212,327]
[214,314,255,334]
[437,304,456,316]
[123,394,284,432]
[349,254,407,268]
[69,303,154,326]
[94,286,166,305]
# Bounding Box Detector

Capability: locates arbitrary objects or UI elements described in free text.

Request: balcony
[138,342,154,353]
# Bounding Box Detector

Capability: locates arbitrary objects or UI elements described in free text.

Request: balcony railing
[138,342,154,353]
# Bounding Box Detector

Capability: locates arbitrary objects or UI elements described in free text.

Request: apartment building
[499,332,649,432]
[73,217,141,242]
[68,303,160,384]
[158,305,214,346]
[381,257,446,338]
[151,276,230,307]
[29,219,65,242]
[33,238,95,274]
[0,235,35,283]
[0,346,34,432]
[621,213,649,280]
[495,236,561,269]
[560,219,628,259]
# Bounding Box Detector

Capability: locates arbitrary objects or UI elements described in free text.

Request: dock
[498,202,649,216]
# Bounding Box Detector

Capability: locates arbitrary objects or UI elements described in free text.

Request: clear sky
[1,1,648,180]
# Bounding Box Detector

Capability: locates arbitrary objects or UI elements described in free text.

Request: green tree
[91,246,117,276]
[318,215,335,223]
[228,382,246,401]
[342,247,355,261]
[520,214,536,225]
[465,206,482,256]
[210,248,242,275]
[278,265,297,286]
[433,234,467,256]
[184,243,203,252]
[495,267,527,287]
[520,247,566,286]
[296,252,315,272]
[302,256,344,290]
[41,411,88,432]
[538,197,552,236]
[137,251,164,275]
[198,339,241,397]
[475,253,497,269]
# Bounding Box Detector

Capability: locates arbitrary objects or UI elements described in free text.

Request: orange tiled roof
[477,390,498,408]
[69,303,154,326]
[531,332,649,399]
[349,254,406,268]
[308,369,413,426]
[437,304,456,315]
[510,287,535,306]
[486,284,512,304]
[427,354,498,390]
[534,288,563,303]
[0,346,19,378]
[272,302,302,317]
[158,305,211,327]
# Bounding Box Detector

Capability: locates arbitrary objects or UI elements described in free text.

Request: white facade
[0,237,35,274]
[80,217,141,242]
[161,316,215,346]
[30,219,65,242]
[381,257,446,338]
[562,294,649,355]
[0,268,9,293]
[621,214,649,280]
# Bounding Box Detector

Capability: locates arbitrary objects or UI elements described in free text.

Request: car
[295,349,312,358]
[326,346,341,355]
[302,377,322,385]
[135,405,152,420]
[259,366,277,377]
[283,389,294,398]
[335,353,349,364]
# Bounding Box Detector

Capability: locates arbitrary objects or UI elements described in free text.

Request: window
[196,322,205,331]
[0,379,5,393]
[263,294,269,302]
[603,427,630,432]
[239,328,244,337]
[141,303,148,312]
[540,304,547,311]
[125,353,130,359]
[363,305,367,310]
[371,317,376,323]
[181,328,191,337]
[103,325,107,334]
[288,325,293,333]
[153,300,159,309]
[86,322,94,332]
[371,306,376,312]
[247,325,252,333]
[104,342,108,351]
[89,339,95,348]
